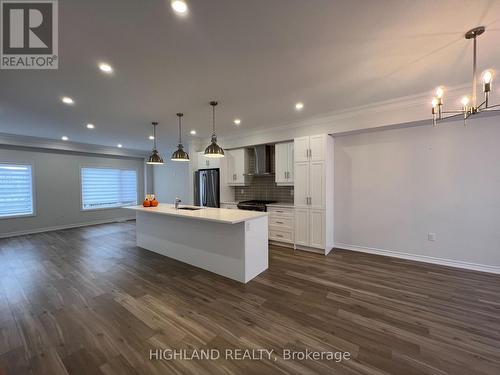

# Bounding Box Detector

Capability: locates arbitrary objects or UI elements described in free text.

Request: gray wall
[0,146,145,237]
[153,159,190,204]
[334,116,500,269]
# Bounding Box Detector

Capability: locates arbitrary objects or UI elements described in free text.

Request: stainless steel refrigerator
[194,169,220,208]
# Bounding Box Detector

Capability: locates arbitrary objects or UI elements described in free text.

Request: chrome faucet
[174,197,182,209]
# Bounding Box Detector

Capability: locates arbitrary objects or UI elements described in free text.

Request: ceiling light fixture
[233,118,241,126]
[171,0,188,14]
[430,26,499,126]
[61,136,68,141]
[99,63,113,73]
[295,102,304,111]
[61,97,74,105]
[86,123,95,129]
[190,130,197,135]
[117,144,123,148]
[146,122,164,165]
[171,113,190,162]
[204,101,225,158]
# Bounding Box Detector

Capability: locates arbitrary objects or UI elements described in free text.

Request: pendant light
[171,113,190,161]
[204,101,225,158]
[146,122,164,165]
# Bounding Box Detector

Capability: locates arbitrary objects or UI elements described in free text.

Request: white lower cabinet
[268,207,294,244]
[294,208,309,247]
[309,209,325,249]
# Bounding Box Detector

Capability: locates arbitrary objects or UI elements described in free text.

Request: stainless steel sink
[177,207,203,211]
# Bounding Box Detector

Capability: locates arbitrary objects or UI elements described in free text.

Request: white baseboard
[334,243,500,275]
[0,217,136,239]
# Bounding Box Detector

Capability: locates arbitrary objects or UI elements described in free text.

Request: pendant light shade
[147,122,164,165]
[204,101,225,158]
[171,113,190,162]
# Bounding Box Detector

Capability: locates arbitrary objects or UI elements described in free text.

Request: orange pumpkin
[151,199,159,207]
[143,199,151,207]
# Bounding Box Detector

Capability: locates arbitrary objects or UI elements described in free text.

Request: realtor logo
[1,0,58,69]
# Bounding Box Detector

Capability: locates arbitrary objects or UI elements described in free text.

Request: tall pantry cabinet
[293,134,334,254]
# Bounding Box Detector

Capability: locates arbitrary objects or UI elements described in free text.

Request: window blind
[81,167,137,210]
[0,164,34,218]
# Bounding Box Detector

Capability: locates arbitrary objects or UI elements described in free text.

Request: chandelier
[431,26,499,126]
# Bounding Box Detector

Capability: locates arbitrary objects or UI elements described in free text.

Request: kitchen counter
[127,204,268,283]
[127,204,266,224]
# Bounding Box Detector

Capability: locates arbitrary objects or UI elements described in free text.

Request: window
[0,164,34,218]
[81,167,138,210]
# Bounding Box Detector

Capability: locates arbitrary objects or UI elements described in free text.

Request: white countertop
[126,204,267,224]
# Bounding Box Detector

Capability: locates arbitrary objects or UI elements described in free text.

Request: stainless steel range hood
[250,145,272,176]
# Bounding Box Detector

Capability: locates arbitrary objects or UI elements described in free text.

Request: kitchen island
[126,204,269,283]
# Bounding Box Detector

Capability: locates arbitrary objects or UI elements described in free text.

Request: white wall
[0,146,145,237]
[334,116,500,271]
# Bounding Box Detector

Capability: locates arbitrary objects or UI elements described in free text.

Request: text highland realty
[149,348,352,362]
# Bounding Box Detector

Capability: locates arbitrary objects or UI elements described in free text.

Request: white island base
[130,205,269,283]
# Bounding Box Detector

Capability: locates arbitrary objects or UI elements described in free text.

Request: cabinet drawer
[268,207,294,218]
[269,216,293,229]
[269,229,293,243]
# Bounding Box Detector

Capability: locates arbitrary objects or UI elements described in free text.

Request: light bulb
[482,70,493,84]
[431,98,439,108]
[461,96,470,107]
[435,86,444,99]
[171,0,188,14]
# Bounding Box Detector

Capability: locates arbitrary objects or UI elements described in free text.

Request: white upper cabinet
[287,143,294,182]
[294,136,310,163]
[275,142,294,186]
[309,134,326,161]
[197,152,220,170]
[226,149,249,186]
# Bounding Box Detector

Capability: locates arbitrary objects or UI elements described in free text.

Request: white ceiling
[1,0,500,151]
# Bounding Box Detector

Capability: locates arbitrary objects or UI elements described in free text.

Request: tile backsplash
[233,175,294,203]
[233,146,294,203]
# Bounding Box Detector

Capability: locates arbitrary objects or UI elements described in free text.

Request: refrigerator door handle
[203,173,208,206]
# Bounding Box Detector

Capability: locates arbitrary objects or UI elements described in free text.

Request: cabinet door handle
[276,234,283,238]
[276,221,284,224]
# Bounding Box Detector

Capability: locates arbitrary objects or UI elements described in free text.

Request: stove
[237,200,277,212]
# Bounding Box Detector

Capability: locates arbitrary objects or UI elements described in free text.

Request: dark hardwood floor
[0,222,499,375]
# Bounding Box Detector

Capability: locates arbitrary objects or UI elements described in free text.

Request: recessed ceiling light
[99,63,113,73]
[86,123,95,129]
[117,144,123,148]
[61,97,74,105]
[233,119,241,126]
[295,102,304,111]
[171,0,188,14]
[61,136,68,141]
[190,130,197,135]
[149,135,155,140]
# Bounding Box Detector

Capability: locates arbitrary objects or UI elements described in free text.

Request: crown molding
[0,132,149,159]
[220,82,495,149]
